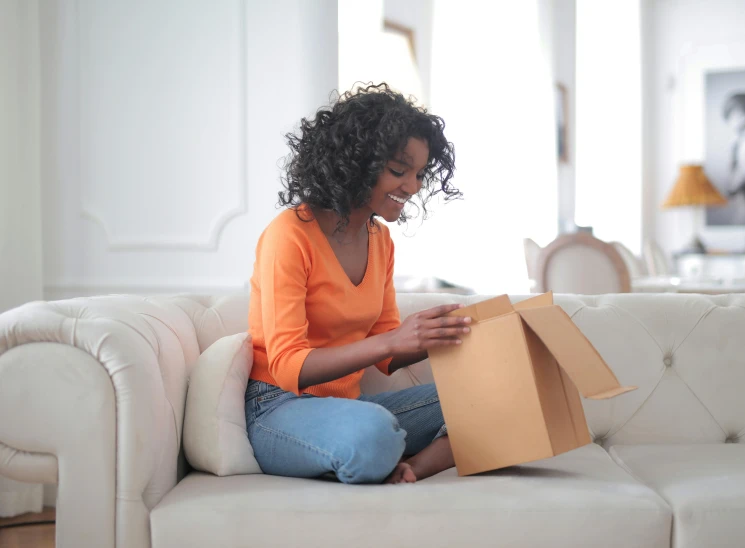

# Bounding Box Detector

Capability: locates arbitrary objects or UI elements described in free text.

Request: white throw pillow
[183,332,262,475]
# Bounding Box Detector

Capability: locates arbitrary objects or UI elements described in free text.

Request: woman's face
[368,137,429,223]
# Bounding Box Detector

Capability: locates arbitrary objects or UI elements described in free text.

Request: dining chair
[611,241,648,278]
[535,232,631,294]
[643,239,673,276]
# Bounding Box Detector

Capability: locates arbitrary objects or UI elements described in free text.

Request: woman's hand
[386,304,472,355]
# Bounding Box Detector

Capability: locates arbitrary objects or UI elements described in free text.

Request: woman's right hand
[386,304,472,355]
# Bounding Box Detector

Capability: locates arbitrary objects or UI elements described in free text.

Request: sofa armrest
[0,343,115,547]
[0,298,197,548]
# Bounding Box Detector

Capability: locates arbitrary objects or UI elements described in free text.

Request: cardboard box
[428,292,636,476]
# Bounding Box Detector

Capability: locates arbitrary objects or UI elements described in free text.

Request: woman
[245,83,468,484]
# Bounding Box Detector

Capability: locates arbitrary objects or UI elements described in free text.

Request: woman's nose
[401,176,420,195]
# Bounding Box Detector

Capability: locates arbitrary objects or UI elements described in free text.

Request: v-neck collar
[309,214,373,290]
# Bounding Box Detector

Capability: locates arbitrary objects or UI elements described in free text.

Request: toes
[401,465,417,483]
[384,463,417,484]
[384,467,402,484]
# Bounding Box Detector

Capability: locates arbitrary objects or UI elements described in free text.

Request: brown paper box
[428,292,637,476]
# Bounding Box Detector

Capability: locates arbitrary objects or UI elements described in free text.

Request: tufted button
[593,438,604,446]
[725,435,738,444]
[663,356,673,367]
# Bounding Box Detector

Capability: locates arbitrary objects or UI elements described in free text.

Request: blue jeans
[244,380,448,484]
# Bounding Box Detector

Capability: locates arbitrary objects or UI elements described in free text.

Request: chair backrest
[535,233,631,294]
[643,239,672,276]
[611,241,647,278]
[523,238,541,281]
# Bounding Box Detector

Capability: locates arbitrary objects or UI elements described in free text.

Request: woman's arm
[387,350,429,374]
[298,342,426,390]
[298,333,395,390]
[298,304,470,390]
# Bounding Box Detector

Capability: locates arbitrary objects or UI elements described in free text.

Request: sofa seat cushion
[151,444,671,548]
[610,444,745,548]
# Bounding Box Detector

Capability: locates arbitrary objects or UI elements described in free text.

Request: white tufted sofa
[1,292,744,548]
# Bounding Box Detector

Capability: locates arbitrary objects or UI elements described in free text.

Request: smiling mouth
[388,194,408,204]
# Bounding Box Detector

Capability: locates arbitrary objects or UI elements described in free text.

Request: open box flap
[450,292,555,324]
[514,291,554,311]
[450,295,514,323]
[517,305,637,400]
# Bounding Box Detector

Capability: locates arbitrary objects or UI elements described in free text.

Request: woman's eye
[389,168,405,177]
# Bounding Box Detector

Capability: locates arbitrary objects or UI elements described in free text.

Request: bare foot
[402,436,454,482]
[384,462,417,484]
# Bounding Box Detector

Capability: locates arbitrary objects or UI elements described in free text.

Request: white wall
[643,0,745,254]
[0,0,44,313]
[0,0,50,516]
[40,0,338,300]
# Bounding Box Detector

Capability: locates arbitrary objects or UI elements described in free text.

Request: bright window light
[388,0,558,294]
[338,0,558,294]
[575,0,642,253]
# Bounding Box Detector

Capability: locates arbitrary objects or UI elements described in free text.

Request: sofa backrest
[162,292,745,450]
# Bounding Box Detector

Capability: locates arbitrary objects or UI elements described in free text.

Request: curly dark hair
[278,83,459,230]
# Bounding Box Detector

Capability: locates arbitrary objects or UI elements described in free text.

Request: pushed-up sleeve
[256,226,314,395]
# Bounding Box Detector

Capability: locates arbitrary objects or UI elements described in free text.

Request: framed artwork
[675,41,745,247]
[555,83,568,164]
[704,69,745,226]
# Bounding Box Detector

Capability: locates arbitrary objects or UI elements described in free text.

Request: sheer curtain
[389,0,559,294]
[0,0,49,517]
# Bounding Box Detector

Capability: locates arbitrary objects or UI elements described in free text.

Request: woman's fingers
[423,316,471,337]
[427,315,471,328]
[425,337,463,347]
[420,303,465,319]
[400,305,472,352]
[423,325,470,339]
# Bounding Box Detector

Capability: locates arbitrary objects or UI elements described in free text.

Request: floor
[0,507,55,548]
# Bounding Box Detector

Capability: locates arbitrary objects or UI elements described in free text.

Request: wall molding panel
[76,0,248,252]
[40,0,340,298]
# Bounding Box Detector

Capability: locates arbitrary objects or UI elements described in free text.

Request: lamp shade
[662,165,727,208]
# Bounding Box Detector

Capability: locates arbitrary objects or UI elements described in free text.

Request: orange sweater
[248,207,400,398]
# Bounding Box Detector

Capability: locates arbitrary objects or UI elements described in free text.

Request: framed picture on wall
[704,68,745,226]
[555,83,568,164]
[676,41,745,248]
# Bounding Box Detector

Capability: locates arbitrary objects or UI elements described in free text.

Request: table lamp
[662,164,727,253]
